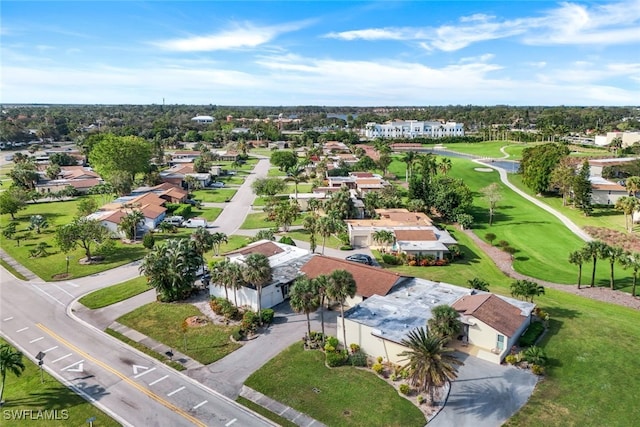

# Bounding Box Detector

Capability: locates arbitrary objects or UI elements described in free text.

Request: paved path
[240,386,327,427]
[0,247,39,280]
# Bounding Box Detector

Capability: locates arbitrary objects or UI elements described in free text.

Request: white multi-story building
[364,120,464,139]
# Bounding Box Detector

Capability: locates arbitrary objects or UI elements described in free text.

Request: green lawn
[245,343,426,427]
[189,206,223,222]
[267,167,286,177]
[218,175,246,185]
[240,212,306,229]
[117,302,241,365]
[0,338,118,427]
[236,397,297,427]
[252,195,289,207]
[192,188,237,203]
[285,183,313,194]
[249,149,274,158]
[0,258,27,280]
[284,229,345,252]
[79,276,151,309]
[439,141,525,158]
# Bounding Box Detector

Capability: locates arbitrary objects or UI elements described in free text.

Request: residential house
[214,150,241,162]
[322,141,350,154]
[89,192,168,237]
[300,255,407,307]
[191,115,214,124]
[160,163,211,188]
[589,176,628,205]
[209,240,313,311]
[346,208,434,248]
[36,166,102,194]
[169,150,201,165]
[342,278,535,365]
[130,182,188,204]
[392,228,457,260]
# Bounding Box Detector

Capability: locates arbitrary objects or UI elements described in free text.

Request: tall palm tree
[606,245,625,290]
[303,214,319,253]
[119,209,144,241]
[289,277,321,337]
[619,251,640,297]
[401,151,417,182]
[326,269,357,348]
[625,176,640,197]
[191,226,215,269]
[568,250,586,289]
[314,274,330,340]
[317,215,341,255]
[210,232,228,256]
[0,344,26,405]
[583,240,609,287]
[241,253,272,321]
[398,327,462,403]
[285,167,308,200]
[211,259,232,300]
[615,196,639,232]
[372,229,395,252]
[226,262,245,307]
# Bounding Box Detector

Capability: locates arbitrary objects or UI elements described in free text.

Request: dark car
[345,254,374,265]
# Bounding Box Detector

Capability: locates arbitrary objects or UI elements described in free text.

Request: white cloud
[152,21,307,52]
[324,28,416,41]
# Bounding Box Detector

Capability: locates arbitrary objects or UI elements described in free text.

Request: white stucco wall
[342,318,409,365]
[209,282,285,311]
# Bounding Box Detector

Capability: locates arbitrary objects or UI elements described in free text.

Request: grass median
[79,276,152,309]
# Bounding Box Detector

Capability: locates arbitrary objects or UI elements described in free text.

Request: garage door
[353,236,368,248]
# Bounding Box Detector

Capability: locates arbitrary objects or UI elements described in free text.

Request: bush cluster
[326,350,348,367]
[399,384,411,395]
[372,363,384,375]
[518,321,545,347]
[165,203,180,213]
[279,236,296,246]
[142,233,155,249]
[210,297,240,320]
[381,254,402,265]
[348,351,367,367]
[174,205,192,218]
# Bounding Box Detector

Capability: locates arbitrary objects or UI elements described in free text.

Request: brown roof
[592,183,626,191]
[452,294,525,337]
[300,255,404,298]
[394,229,437,241]
[129,193,166,207]
[139,204,166,219]
[233,241,285,258]
[350,172,374,178]
[101,210,127,224]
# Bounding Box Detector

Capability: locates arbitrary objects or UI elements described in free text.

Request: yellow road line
[36,323,206,427]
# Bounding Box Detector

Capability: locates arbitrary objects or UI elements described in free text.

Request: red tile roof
[394,229,437,241]
[300,255,404,298]
[233,241,285,258]
[452,294,525,337]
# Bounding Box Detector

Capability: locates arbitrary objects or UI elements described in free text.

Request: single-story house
[589,176,628,205]
[300,255,407,307]
[87,203,166,238]
[160,164,211,188]
[346,208,435,248]
[342,278,535,365]
[392,228,458,259]
[209,240,313,311]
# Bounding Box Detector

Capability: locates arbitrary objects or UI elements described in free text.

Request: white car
[210,181,225,188]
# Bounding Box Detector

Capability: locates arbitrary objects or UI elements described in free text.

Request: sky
[1,1,640,106]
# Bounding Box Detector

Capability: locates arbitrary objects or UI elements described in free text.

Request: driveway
[429,353,538,427]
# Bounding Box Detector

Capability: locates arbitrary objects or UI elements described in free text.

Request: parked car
[345,254,374,265]
[183,217,208,228]
[185,198,200,206]
[163,216,184,226]
[209,181,225,188]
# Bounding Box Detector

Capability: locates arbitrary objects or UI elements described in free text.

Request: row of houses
[364,120,465,139]
[209,239,535,365]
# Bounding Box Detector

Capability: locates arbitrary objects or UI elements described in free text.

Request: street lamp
[65,256,70,275]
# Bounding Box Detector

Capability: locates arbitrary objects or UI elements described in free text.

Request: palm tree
[211,259,232,300]
[139,238,202,302]
[467,278,490,292]
[317,215,341,255]
[439,158,452,175]
[326,269,357,348]
[398,327,462,403]
[28,214,49,234]
[427,305,461,342]
[191,226,215,271]
[584,240,610,287]
[626,176,640,197]
[619,251,640,297]
[303,214,319,253]
[119,209,144,241]
[210,232,228,256]
[606,245,625,290]
[615,196,639,232]
[289,277,321,337]
[568,250,586,289]
[314,274,330,340]
[241,253,272,321]
[401,151,417,182]
[285,167,308,200]
[372,229,395,252]
[0,344,26,405]
[511,280,545,302]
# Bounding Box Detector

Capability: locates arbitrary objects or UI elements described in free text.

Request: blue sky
[2,1,639,106]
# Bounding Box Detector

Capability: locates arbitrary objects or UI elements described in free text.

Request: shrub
[326,350,348,367]
[382,254,401,265]
[324,344,336,353]
[231,330,244,341]
[349,351,367,367]
[400,369,410,380]
[142,233,155,249]
[174,205,192,217]
[326,336,339,349]
[242,310,259,331]
[399,384,411,395]
[417,395,425,405]
[408,260,417,266]
[261,308,275,324]
[349,343,360,353]
[531,364,545,375]
[485,233,497,245]
[523,345,548,366]
[340,245,354,251]
[279,236,296,246]
[390,373,397,381]
[497,240,510,248]
[376,356,384,364]
[372,363,384,375]
[165,203,180,213]
[504,354,518,365]
[518,321,545,347]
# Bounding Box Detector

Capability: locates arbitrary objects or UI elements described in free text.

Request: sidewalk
[0,247,39,281]
[240,386,327,427]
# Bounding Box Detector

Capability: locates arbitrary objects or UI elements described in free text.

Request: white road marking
[51,353,72,363]
[192,400,208,410]
[16,327,29,332]
[52,284,74,297]
[167,386,185,397]
[149,375,169,386]
[3,316,14,321]
[29,337,44,343]
[66,281,79,288]
[134,367,156,379]
[43,346,59,353]
[132,364,149,375]
[62,360,84,372]
[225,419,237,426]
[31,284,65,306]
[65,362,84,373]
